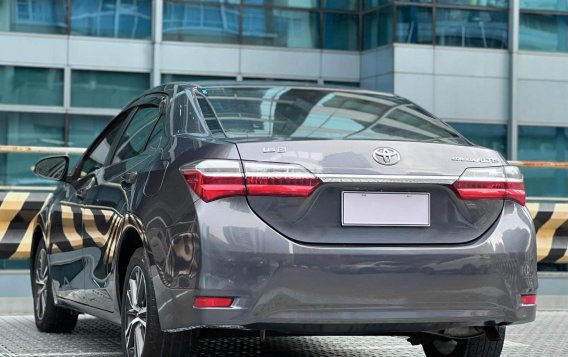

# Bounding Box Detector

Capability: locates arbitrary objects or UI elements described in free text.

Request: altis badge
[451,157,500,164]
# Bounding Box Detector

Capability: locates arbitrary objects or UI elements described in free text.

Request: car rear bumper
[153,198,538,334]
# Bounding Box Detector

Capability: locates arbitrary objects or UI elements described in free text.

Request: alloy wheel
[34,248,49,320]
[125,266,147,357]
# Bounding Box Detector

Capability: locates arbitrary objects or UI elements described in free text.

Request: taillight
[520,294,536,306]
[180,160,321,202]
[244,161,321,197]
[180,160,245,202]
[453,166,526,206]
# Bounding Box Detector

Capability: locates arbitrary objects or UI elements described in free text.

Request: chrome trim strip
[317,174,459,185]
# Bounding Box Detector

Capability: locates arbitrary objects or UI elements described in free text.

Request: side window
[112,106,160,164]
[146,115,166,150]
[78,111,131,177]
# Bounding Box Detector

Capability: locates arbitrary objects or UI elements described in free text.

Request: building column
[151,0,164,87]
[508,0,520,160]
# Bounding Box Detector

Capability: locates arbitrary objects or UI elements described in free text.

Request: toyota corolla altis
[30,83,537,357]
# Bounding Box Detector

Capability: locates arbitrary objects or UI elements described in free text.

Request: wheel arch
[115,225,145,309]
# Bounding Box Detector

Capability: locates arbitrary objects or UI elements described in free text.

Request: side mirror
[33,156,69,181]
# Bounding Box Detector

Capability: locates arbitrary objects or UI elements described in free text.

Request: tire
[121,247,197,357]
[32,240,78,333]
[422,327,506,357]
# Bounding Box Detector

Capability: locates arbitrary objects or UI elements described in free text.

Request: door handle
[121,171,138,187]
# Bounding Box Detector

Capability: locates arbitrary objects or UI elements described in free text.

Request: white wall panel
[394,73,434,111]
[240,47,320,79]
[321,52,359,81]
[434,48,509,78]
[0,34,67,66]
[394,45,433,74]
[518,53,568,81]
[69,38,152,71]
[434,76,508,121]
[376,74,394,93]
[161,43,239,75]
[518,80,568,125]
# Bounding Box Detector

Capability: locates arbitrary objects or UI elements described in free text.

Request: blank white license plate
[342,192,430,227]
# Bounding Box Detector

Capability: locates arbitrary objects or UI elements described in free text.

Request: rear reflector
[453,166,526,206]
[521,294,536,305]
[180,160,321,202]
[194,297,234,308]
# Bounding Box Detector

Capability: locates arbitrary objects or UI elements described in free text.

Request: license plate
[341,192,430,227]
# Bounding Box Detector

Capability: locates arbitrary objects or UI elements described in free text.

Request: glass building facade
[0,0,567,200]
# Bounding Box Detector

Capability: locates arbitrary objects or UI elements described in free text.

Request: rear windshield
[195,86,468,145]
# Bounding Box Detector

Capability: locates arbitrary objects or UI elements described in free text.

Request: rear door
[81,96,164,311]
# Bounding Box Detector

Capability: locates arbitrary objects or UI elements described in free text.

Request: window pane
[0,112,64,186]
[242,8,319,48]
[79,114,128,176]
[520,1,568,12]
[363,11,378,49]
[113,107,159,163]
[0,0,67,34]
[324,0,359,10]
[68,115,113,148]
[163,3,239,44]
[364,0,392,10]
[324,13,359,50]
[437,0,507,8]
[197,87,468,144]
[520,13,568,52]
[70,0,151,39]
[436,8,508,49]
[243,0,319,8]
[519,126,568,198]
[0,66,63,106]
[379,6,393,46]
[71,70,149,109]
[324,80,360,87]
[396,6,433,44]
[161,74,237,83]
[448,123,507,157]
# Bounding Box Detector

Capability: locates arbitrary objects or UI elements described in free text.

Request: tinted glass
[436,8,508,49]
[520,1,568,11]
[71,70,149,109]
[519,126,568,198]
[0,0,67,34]
[323,13,359,50]
[437,0,507,7]
[0,66,63,106]
[195,87,467,145]
[520,13,568,52]
[68,115,114,148]
[379,6,393,46]
[71,0,151,39]
[113,107,160,163]
[242,8,319,48]
[243,0,318,8]
[163,3,239,44]
[79,112,129,176]
[0,112,64,185]
[161,74,237,83]
[363,11,378,49]
[324,0,359,10]
[396,6,433,44]
[364,0,392,10]
[146,115,166,149]
[449,123,507,157]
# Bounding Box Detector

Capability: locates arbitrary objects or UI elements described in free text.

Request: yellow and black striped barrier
[1,189,568,264]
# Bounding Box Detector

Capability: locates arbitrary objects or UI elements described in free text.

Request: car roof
[140,81,398,100]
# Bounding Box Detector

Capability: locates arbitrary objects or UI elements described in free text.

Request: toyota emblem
[373,147,401,166]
